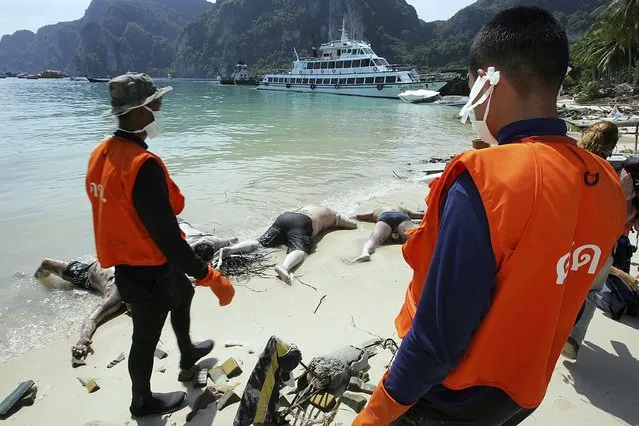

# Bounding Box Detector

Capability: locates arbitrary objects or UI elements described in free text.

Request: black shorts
[62,261,93,290]
[378,212,412,232]
[258,212,313,254]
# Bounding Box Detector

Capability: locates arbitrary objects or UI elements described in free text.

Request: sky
[0,0,477,37]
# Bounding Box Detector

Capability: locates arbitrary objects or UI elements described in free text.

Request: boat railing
[386,64,416,72]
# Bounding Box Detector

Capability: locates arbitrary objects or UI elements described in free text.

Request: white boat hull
[256,81,446,99]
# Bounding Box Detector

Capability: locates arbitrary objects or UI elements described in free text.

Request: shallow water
[0,78,473,363]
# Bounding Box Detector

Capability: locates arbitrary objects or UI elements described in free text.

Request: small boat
[25,74,39,80]
[0,74,6,79]
[220,62,258,86]
[86,75,110,83]
[17,73,28,79]
[398,89,441,103]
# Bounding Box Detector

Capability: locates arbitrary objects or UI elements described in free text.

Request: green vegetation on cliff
[0,0,613,78]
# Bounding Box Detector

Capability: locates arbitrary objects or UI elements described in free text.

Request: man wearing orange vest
[86,73,235,417]
[354,7,625,426]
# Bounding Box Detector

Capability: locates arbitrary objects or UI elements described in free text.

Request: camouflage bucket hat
[102,72,172,117]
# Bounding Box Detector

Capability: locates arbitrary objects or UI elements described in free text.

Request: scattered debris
[216,251,276,283]
[178,365,198,382]
[217,391,241,411]
[0,381,36,418]
[310,392,337,412]
[77,377,100,393]
[186,386,222,422]
[314,295,327,314]
[304,344,377,391]
[220,357,243,379]
[156,367,166,374]
[341,392,367,413]
[194,368,209,389]
[392,170,406,180]
[154,348,168,360]
[208,366,229,385]
[225,341,245,348]
[107,352,126,369]
[215,382,240,394]
[347,377,375,395]
[234,336,302,426]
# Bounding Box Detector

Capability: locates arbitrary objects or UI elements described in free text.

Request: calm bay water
[0,77,473,363]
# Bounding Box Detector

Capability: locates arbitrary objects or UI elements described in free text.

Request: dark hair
[468,6,569,95]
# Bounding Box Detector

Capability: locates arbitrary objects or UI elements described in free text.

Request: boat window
[336,61,344,69]
[330,78,338,84]
[380,59,389,66]
[303,78,309,84]
[268,77,273,82]
[323,78,330,84]
[356,78,365,84]
[373,59,381,66]
[352,60,361,68]
[313,62,320,70]
[375,77,384,84]
[385,76,397,83]
[305,62,311,69]
[310,79,317,84]
[347,49,351,54]
[347,78,355,84]
[337,50,341,56]
[321,61,328,69]
[365,77,374,84]
[328,61,335,68]
[361,59,370,67]
[294,78,299,83]
[344,60,352,68]
[338,78,346,84]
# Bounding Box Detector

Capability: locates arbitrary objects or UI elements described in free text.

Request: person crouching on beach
[354,7,625,425]
[86,73,235,417]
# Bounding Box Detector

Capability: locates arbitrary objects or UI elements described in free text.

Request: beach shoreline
[1,181,639,426]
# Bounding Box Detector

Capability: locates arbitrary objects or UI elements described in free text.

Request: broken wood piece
[0,380,35,416]
[347,377,376,395]
[194,368,208,389]
[178,365,198,382]
[224,341,244,348]
[154,348,168,360]
[220,357,242,378]
[208,366,229,385]
[77,377,100,393]
[341,392,367,413]
[215,382,240,394]
[107,352,126,369]
[217,391,241,411]
[310,392,337,412]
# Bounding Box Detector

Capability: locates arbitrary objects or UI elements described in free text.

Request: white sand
[2,183,638,426]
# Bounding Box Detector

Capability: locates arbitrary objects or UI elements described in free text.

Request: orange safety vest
[86,136,185,268]
[395,136,625,408]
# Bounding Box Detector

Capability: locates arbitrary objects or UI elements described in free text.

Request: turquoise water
[0,78,473,363]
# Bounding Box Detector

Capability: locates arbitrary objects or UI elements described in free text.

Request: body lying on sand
[219,205,357,284]
[33,219,237,362]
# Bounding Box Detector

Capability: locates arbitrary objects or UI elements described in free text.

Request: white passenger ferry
[257,21,445,99]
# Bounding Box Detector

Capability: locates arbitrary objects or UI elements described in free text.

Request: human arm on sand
[132,159,208,280]
[363,172,497,422]
[72,286,124,359]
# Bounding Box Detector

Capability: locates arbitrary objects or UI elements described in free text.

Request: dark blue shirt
[383,118,568,417]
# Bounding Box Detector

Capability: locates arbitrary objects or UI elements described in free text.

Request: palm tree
[572,0,639,83]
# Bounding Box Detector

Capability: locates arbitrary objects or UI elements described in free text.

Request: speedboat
[398,89,441,103]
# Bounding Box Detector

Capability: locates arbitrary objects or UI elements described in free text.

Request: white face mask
[459,67,501,146]
[116,106,163,139]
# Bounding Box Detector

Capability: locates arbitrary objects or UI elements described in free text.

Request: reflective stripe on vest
[86,136,185,268]
[396,136,625,407]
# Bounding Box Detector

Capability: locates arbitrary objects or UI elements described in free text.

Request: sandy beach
[2,181,639,426]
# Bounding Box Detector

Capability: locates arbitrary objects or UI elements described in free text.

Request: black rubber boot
[130,391,186,417]
[179,340,214,370]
